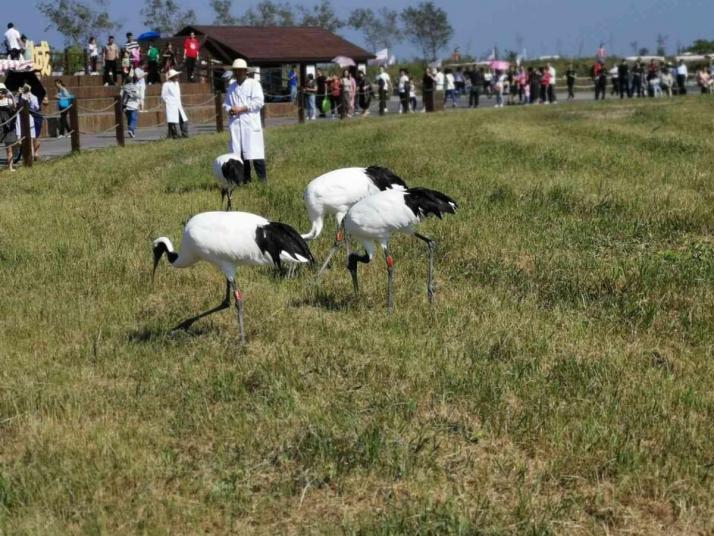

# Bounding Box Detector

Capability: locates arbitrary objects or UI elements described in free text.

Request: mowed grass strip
[1,98,713,534]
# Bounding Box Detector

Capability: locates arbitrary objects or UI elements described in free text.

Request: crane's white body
[212,152,244,191]
[345,190,420,257]
[154,211,310,279]
[343,187,458,309]
[302,167,405,240]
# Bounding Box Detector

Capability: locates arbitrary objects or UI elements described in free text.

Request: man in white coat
[223,58,266,182]
[161,69,188,138]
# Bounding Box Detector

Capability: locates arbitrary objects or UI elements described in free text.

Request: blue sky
[10,0,714,58]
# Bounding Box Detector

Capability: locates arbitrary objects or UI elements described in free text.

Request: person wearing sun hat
[161,68,188,138]
[222,58,266,182]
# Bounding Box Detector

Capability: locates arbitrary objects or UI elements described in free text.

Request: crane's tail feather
[256,222,316,268]
[221,158,248,185]
[365,166,408,190]
[300,215,323,241]
[404,187,458,220]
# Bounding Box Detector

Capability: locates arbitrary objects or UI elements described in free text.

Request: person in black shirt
[631,62,644,97]
[315,68,327,117]
[618,60,631,98]
[469,67,484,107]
[422,67,435,112]
[566,65,576,100]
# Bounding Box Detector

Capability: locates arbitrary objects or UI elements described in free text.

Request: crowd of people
[296,57,714,118]
[590,58,714,99]
[91,31,202,86]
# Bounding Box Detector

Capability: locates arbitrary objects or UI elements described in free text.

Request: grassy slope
[1,98,713,534]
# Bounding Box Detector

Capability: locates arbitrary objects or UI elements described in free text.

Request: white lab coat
[222,77,264,160]
[161,80,187,123]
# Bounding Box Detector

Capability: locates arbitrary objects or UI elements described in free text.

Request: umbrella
[332,56,356,68]
[137,31,161,42]
[488,60,510,71]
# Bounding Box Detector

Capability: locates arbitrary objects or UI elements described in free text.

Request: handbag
[321,96,331,114]
[57,91,73,110]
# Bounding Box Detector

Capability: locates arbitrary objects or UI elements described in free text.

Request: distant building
[171,25,374,98]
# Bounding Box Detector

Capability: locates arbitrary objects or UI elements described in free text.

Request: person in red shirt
[539,67,551,103]
[183,31,200,82]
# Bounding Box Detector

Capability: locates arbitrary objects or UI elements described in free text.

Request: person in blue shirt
[288,65,298,102]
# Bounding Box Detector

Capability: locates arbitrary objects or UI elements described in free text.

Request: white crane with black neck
[301,166,408,276]
[152,211,314,342]
[344,187,458,310]
[212,153,248,210]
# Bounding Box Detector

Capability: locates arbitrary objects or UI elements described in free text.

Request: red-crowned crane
[301,166,407,275]
[344,187,458,310]
[213,153,248,210]
[152,211,314,342]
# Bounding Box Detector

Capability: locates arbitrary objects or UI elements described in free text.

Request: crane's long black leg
[231,280,245,343]
[415,233,435,304]
[347,250,370,294]
[383,247,394,312]
[226,190,232,211]
[172,279,231,331]
[317,226,344,278]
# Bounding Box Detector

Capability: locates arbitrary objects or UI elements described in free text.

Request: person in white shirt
[547,62,557,103]
[161,69,188,138]
[376,66,391,115]
[435,68,445,91]
[676,60,688,95]
[87,37,99,73]
[397,68,410,113]
[4,23,22,60]
[223,58,266,182]
[444,68,456,107]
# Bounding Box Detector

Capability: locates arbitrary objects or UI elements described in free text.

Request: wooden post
[114,95,125,147]
[83,49,89,75]
[298,63,306,124]
[214,92,223,133]
[19,105,32,168]
[260,106,266,129]
[69,99,80,153]
[64,48,70,75]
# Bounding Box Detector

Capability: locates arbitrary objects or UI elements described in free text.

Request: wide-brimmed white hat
[134,67,146,78]
[232,58,248,70]
[0,83,7,91]
[166,68,181,79]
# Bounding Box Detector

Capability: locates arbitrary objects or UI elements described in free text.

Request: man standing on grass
[183,32,200,82]
[223,59,267,183]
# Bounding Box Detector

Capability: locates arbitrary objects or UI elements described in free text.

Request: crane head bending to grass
[152,211,314,342]
[344,187,458,311]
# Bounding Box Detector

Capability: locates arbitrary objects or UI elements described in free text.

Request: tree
[210,0,237,25]
[638,47,649,56]
[37,0,118,46]
[141,0,196,34]
[348,8,402,52]
[297,0,343,33]
[400,2,453,61]
[239,1,296,26]
[686,39,714,54]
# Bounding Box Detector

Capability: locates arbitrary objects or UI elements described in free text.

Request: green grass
[1,97,713,534]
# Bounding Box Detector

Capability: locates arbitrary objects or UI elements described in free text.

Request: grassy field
[1,97,713,534]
